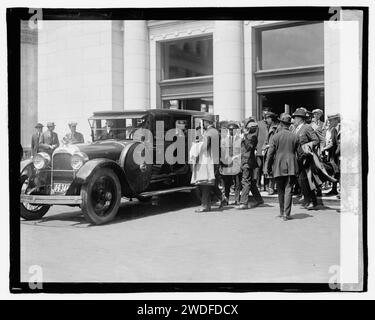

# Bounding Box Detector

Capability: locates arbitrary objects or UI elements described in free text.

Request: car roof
[89,109,213,120]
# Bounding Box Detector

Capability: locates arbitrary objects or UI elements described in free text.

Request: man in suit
[292,108,321,210]
[31,123,43,157]
[262,111,279,195]
[265,114,299,221]
[322,113,341,196]
[220,121,242,205]
[39,122,60,155]
[237,119,264,209]
[194,116,223,212]
[256,108,271,191]
[63,121,84,144]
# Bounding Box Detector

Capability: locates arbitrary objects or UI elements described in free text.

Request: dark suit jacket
[294,123,319,159]
[265,127,299,177]
[241,132,258,169]
[31,132,41,156]
[40,131,60,154]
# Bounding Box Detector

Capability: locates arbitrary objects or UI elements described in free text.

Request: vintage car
[20,109,216,225]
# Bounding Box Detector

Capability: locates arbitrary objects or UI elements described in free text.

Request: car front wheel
[20,175,50,220]
[81,168,121,225]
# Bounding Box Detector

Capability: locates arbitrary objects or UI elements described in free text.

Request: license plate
[53,183,70,194]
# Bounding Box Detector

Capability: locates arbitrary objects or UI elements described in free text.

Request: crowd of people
[190,107,341,220]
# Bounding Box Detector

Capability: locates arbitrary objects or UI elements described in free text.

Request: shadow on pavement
[30,192,200,227]
[290,213,313,220]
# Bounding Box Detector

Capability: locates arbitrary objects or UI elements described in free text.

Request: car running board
[137,186,197,198]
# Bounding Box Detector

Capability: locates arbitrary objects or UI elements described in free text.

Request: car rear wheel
[81,168,121,225]
[20,175,50,220]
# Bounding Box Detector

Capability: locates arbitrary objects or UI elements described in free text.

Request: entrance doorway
[259,89,324,117]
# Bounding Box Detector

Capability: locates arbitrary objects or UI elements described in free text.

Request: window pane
[163,98,213,112]
[260,23,324,70]
[162,36,213,80]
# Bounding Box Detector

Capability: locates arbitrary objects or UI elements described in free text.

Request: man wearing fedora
[63,121,84,145]
[265,114,299,220]
[31,123,44,157]
[39,122,60,154]
[292,108,321,210]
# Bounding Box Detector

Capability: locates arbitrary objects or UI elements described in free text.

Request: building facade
[21,15,362,148]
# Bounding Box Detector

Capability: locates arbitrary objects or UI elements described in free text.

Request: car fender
[74,158,132,197]
[20,158,34,176]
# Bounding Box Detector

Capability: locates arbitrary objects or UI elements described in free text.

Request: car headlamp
[71,152,89,170]
[33,152,51,170]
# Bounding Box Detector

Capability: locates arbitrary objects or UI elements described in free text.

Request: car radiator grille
[52,153,74,183]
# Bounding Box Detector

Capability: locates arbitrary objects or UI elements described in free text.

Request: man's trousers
[240,167,263,205]
[275,175,295,217]
[222,174,241,203]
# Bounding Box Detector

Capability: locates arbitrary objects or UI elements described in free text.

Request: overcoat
[265,127,299,177]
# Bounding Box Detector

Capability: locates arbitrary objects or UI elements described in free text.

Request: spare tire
[123,142,153,194]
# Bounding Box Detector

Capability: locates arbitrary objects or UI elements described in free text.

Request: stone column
[21,20,38,151]
[213,21,244,121]
[123,20,150,110]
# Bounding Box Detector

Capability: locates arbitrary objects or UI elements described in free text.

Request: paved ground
[21,192,340,283]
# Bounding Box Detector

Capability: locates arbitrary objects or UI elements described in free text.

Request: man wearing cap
[265,114,299,220]
[31,123,44,157]
[238,119,264,209]
[262,111,279,195]
[39,122,60,154]
[292,108,321,210]
[322,113,341,196]
[63,122,84,145]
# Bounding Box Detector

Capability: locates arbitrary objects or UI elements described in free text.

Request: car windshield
[89,116,148,141]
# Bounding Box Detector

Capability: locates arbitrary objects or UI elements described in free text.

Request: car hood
[54,140,134,162]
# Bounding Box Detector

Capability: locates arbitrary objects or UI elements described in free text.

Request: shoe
[268,189,276,195]
[300,201,310,208]
[307,203,323,210]
[277,214,283,218]
[325,190,338,196]
[195,207,211,213]
[237,204,248,210]
[283,216,291,221]
[249,199,264,208]
[219,198,228,208]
